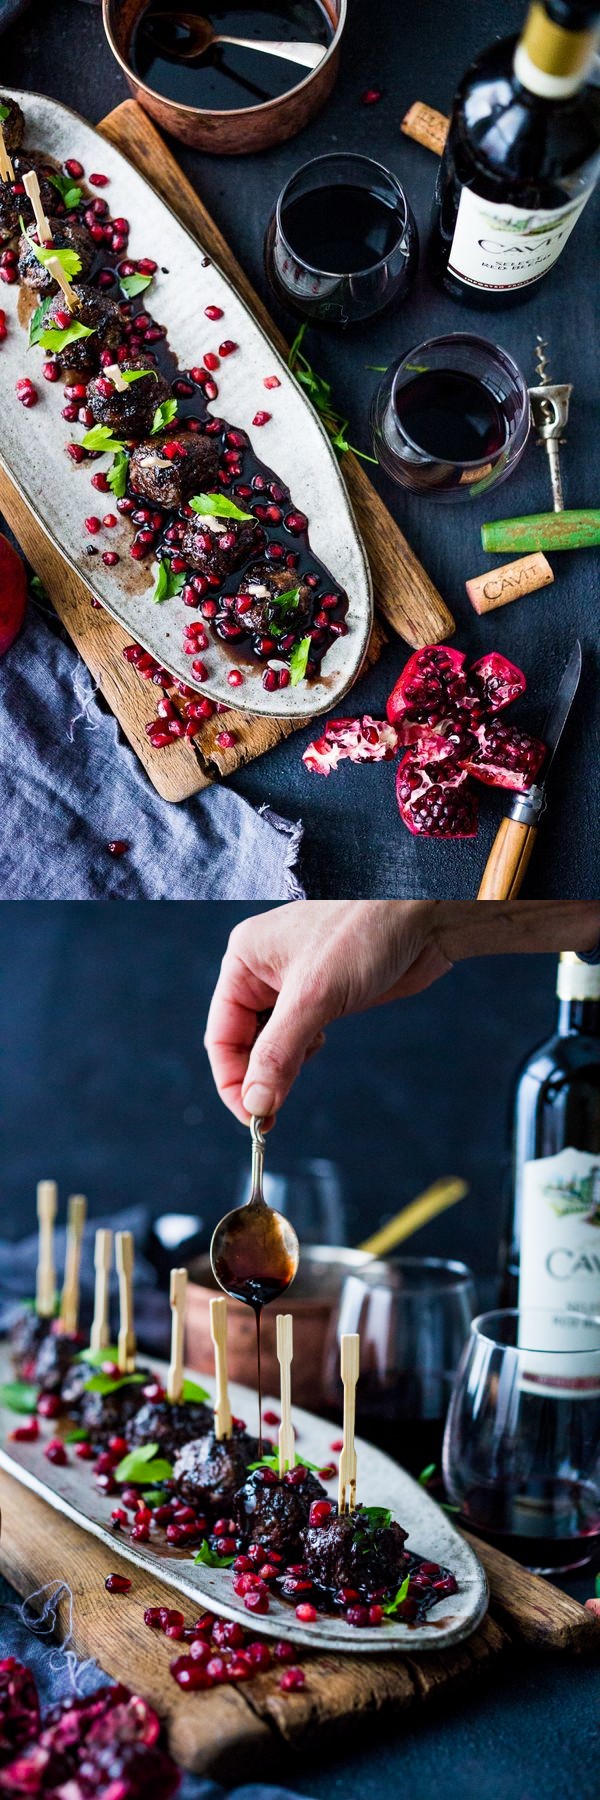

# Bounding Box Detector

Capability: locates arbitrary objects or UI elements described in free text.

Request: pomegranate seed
[102,551,119,566]
[166,1623,185,1640]
[111,1507,128,1525]
[317,1464,336,1481]
[105,1573,131,1593]
[279,1667,306,1692]
[37,1393,62,1418]
[244,1589,269,1615]
[90,171,109,186]
[346,1605,370,1627]
[247,1641,271,1669]
[96,1472,117,1494]
[204,304,224,319]
[284,510,307,534]
[64,157,84,177]
[369,1605,384,1625]
[361,86,383,103]
[204,379,218,401]
[137,256,158,274]
[91,471,110,492]
[295,1603,317,1623]
[62,404,79,422]
[9,1418,39,1442]
[263,375,281,389]
[95,1451,116,1474]
[219,339,237,356]
[16,378,38,408]
[308,1500,332,1526]
[44,1439,67,1466]
[42,361,60,383]
[330,1438,344,1451]
[75,1440,94,1459]
[216,730,236,749]
[85,516,101,534]
[144,1607,163,1628]
[279,669,291,689]
[102,513,117,528]
[252,410,271,426]
[0,267,17,284]
[112,216,129,233]
[170,1658,213,1691]
[262,669,278,692]
[203,351,220,370]
[227,669,243,688]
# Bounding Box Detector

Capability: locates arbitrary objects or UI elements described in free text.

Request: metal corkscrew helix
[528,335,572,514]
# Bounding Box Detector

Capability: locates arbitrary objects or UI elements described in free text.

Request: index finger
[204,948,278,1124]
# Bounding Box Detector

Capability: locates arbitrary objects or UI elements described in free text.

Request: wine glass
[235,1155,346,1246]
[322,1256,476,1477]
[443,1307,600,1572]
[264,152,418,326]
[370,332,530,500]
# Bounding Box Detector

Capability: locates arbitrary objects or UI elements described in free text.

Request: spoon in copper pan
[149,12,327,69]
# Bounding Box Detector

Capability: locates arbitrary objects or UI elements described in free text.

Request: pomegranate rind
[302,715,399,775]
[386,647,468,733]
[462,722,546,791]
[396,752,479,839]
[469,652,526,712]
[0,1660,40,1768]
[0,535,27,659]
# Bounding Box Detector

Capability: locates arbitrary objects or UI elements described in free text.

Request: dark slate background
[1,0,599,899]
[0,899,559,1271]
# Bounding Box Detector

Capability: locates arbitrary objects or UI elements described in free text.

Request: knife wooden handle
[477,818,538,899]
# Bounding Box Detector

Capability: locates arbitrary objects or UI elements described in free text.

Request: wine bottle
[502,953,600,1316]
[429,0,600,304]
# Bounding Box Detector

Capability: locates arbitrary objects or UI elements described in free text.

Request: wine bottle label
[447,185,594,291]
[518,1146,600,1392]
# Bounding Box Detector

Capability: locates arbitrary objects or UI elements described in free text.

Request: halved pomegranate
[396,751,478,838]
[0,1659,40,1766]
[462,722,546,791]
[0,534,27,658]
[386,647,468,739]
[469,652,526,713]
[302,715,399,776]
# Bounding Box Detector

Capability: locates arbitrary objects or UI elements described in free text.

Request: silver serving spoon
[149,11,327,69]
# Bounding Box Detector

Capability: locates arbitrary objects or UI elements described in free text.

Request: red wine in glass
[265,151,418,326]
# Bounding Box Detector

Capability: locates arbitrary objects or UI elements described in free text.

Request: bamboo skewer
[276,1314,295,1476]
[0,126,14,184]
[22,169,52,245]
[36,1181,57,1319]
[115,1230,136,1374]
[90,1228,113,1354]
[210,1296,233,1440]
[59,1194,86,1335]
[359,1177,468,1257]
[167,1268,187,1403]
[338,1334,359,1516]
[45,256,78,311]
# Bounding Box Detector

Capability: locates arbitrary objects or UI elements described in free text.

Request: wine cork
[401,102,449,156]
[466,552,554,614]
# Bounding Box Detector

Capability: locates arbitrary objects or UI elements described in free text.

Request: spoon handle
[217,35,326,69]
[250,1113,266,1202]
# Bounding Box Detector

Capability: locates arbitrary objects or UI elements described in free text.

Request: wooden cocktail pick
[36,1180,57,1319]
[167,1267,187,1403]
[276,1313,295,1476]
[210,1295,232,1441]
[338,1333,360,1516]
[45,256,78,311]
[115,1230,136,1374]
[90,1227,112,1354]
[22,169,52,245]
[0,126,14,184]
[59,1193,86,1335]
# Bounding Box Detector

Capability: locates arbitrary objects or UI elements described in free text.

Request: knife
[477,641,582,900]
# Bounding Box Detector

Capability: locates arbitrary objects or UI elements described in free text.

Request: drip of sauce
[210,1118,298,1453]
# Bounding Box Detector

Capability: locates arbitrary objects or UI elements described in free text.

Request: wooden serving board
[0,100,454,804]
[1,1472,597,1778]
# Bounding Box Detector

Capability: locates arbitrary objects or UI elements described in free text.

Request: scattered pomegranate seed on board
[107,840,129,856]
[89,171,109,186]
[105,1574,132,1593]
[361,87,382,103]
[252,410,271,426]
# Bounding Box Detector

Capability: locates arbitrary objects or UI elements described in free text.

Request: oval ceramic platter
[0,1343,487,1655]
[0,90,372,718]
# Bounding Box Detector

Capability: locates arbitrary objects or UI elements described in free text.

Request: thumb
[241,981,326,1118]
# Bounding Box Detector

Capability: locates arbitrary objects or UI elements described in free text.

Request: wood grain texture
[477,817,538,900]
[0,1468,506,1777]
[463,1531,600,1654]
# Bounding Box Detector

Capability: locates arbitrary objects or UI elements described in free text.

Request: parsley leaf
[0,104,9,123]
[180,1378,209,1403]
[115,1442,173,1485]
[288,322,377,465]
[190,493,252,522]
[81,424,127,454]
[28,295,54,348]
[194,1538,236,1568]
[152,559,187,604]
[0,1381,39,1414]
[418,1463,437,1487]
[65,1426,90,1444]
[247,1452,322,1475]
[76,1343,120,1365]
[151,398,178,434]
[21,229,82,281]
[288,635,311,687]
[117,367,158,386]
[38,321,94,354]
[119,272,153,299]
[269,585,300,614]
[382,1574,410,1617]
[356,1506,392,1530]
[49,171,83,211]
[84,1371,145,1396]
[107,449,129,499]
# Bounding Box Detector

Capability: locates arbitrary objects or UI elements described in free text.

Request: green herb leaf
[81,424,127,454]
[119,273,153,299]
[22,232,82,281]
[49,171,83,211]
[38,321,94,354]
[151,398,178,434]
[289,635,311,687]
[269,586,300,614]
[180,1378,210,1403]
[288,322,377,464]
[152,559,187,605]
[383,1574,411,1617]
[141,1487,168,1505]
[247,1452,322,1475]
[357,1506,392,1530]
[194,1538,236,1568]
[65,1426,90,1444]
[118,367,158,386]
[0,104,9,122]
[28,295,54,348]
[115,1442,174,1485]
[76,1343,120,1365]
[107,450,129,499]
[0,1381,39,1414]
[418,1463,437,1487]
[190,493,252,522]
[84,1371,145,1397]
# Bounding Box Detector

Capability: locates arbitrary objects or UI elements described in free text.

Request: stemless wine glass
[264,152,419,326]
[322,1256,476,1476]
[370,332,530,500]
[444,1308,600,1572]
[235,1156,346,1245]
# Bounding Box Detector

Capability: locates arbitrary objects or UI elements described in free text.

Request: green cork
[481,510,600,553]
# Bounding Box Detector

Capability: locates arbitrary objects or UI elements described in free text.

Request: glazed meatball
[0,96,25,155]
[129,430,219,511]
[302,1505,408,1600]
[17,219,93,294]
[34,1327,83,1395]
[88,357,170,441]
[125,1396,213,1460]
[10,1309,52,1380]
[180,512,262,584]
[229,563,312,641]
[12,153,58,228]
[75,1378,150,1447]
[0,181,20,245]
[174,1421,260,1514]
[44,282,123,375]
[235,1465,327,1561]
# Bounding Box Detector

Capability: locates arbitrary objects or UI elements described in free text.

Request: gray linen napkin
[0,604,305,899]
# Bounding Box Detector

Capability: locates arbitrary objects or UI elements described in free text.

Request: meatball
[10,1309,52,1380]
[125,1396,212,1460]
[12,153,58,228]
[0,96,25,155]
[75,1378,150,1447]
[44,282,123,375]
[174,1421,260,1514]
[17,219,93,294]
[180,513,262,585]
[302,1505,408,1601]
[229,563,312,641]
[88,357,170,441]
[235,1465,327,1561]
[33,1326,83,1395]
[129,430,219,511]
[0,182,20,245]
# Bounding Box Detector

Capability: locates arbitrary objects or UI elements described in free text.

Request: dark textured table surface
[1,0,598,895]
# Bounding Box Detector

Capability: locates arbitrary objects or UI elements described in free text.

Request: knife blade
[477,641,582,899]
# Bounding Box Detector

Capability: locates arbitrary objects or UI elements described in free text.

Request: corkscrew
[528,336,572,514]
